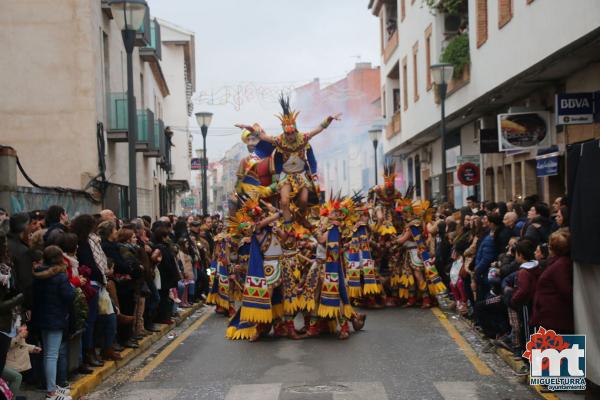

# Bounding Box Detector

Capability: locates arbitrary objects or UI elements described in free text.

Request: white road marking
[334,382,389,400]
[225,383,282,400]
[224,382,389,400]
[434,381,479,400]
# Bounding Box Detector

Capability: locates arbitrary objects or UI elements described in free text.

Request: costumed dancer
[396,200,447,308]
[235,126,276,200]
[206,231,235,316]
[311,197,362,339]
[236,94,341,229]
[346,203,383,308]
[368,163,404,307]
[226,198,291,341]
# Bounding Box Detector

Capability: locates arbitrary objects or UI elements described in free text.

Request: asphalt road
[87,306,543,400]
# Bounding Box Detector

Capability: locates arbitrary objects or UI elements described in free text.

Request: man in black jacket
[7,212,34,311]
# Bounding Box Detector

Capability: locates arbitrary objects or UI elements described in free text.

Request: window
[415,155,421,196]
[140,73,145,109]
[498,0,513,28]
[476,0,488,48]
[382,88,387,117]
[402,57,408,111]
[425,24,432,91]
[401,0,406,21]
[412,41,419,102]
[102,31,110,124]
[407,157,414,186]
[392,88,401,112]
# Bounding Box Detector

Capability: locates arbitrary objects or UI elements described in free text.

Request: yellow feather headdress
[276,94,299,127]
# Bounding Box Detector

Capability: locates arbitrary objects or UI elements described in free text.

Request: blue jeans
[178,281,196,301]
[41,330,63,392]
[144,280,160,325]
[57,338,68,386]
[97,313,117,349]
[84,285,100,350]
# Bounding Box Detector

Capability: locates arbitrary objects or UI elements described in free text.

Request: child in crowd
[177,239,195,308]
[2,325,42,397]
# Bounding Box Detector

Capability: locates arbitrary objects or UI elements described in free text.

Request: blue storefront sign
[555,92,595,125]
[536,156,558,177]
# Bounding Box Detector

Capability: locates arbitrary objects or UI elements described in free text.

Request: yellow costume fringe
[240,307,272,324]
[272,303,284,320]
[231,325,257,340]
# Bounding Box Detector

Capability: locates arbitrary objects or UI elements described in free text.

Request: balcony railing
[136,7,151,46]
[136,109,154,152]
[106,92,129,142]
[145,119,164,158]
[385,110,401,140]
[383,30,398,63]
[140,19,162,62]
[159,128,171,172]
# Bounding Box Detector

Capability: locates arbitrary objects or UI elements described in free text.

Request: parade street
[86,306,543,400]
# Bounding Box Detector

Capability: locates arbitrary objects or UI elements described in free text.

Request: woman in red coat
[531,230,573,333]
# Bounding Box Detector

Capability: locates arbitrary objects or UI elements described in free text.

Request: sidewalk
[21,303,206,400]
[450,310,594,400]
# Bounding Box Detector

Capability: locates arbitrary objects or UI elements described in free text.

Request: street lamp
[195,112,213,216]
[109,0,147,219]
[369,128,382,185]
[430,62,454,203]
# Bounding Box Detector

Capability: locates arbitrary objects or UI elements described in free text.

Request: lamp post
[368,128,382,186]
[109,0,147,219]
[430,63,454,203]
[195,112,213,216]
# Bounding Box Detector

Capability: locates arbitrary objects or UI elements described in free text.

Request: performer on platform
[236,95,341,225]
[235,126,275,200]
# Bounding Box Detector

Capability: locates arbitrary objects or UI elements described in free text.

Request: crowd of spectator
[0,206,219,400]
[429,194,573,374]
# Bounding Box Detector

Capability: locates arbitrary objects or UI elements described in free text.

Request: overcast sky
[147,0,380,159]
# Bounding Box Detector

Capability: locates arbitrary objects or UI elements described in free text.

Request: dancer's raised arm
[235,123,275,144]
[306,113,342,140]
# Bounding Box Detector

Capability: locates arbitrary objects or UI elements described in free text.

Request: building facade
[369,0,600,206]
[0,0,195,218]
[294,63,382,194]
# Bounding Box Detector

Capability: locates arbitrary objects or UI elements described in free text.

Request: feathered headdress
[383,161,397,188]
[226,195,264,236]
[276,93,299,127]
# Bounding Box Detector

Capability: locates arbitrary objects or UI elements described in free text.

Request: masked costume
[396,200,447,308]
[206,232,234,315]
[235,128,275,199]
[368,163,404,236]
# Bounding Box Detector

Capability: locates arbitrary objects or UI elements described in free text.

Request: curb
[451,312,529,381]
[70,303,205,399]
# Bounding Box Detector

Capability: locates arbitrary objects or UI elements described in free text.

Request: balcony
[135,7,151,47]
[136,109,155,152]
[101,0,113,19]
[144,119,164,158]
[159,127,172,172]
[383,30,398,64]
[140,19,162,62]
[385,110,401,140]
[106,92,129,142]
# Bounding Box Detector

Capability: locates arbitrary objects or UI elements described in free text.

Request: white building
[370,0,600,206]
[159,19,196,216]
[0,0,195,218]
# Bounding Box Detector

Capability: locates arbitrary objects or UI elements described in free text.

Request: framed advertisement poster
[497,111,552,151]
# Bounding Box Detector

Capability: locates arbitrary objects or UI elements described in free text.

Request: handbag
[97,286,114,315]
